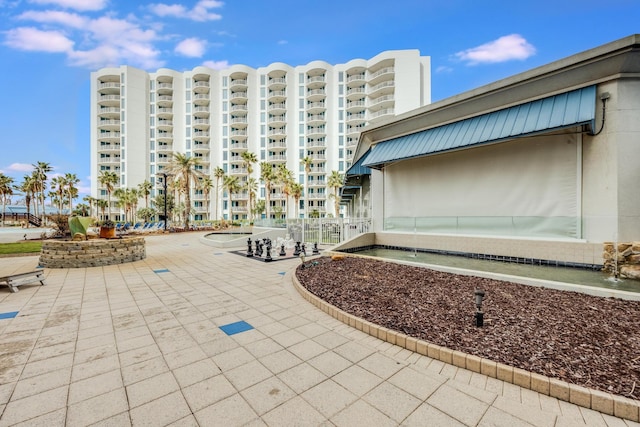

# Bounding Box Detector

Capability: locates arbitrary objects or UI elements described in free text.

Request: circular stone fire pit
[39,237,146,268]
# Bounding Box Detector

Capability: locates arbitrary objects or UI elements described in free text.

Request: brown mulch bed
[295,256,640,399]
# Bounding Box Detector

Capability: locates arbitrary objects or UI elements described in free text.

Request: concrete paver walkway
[0,232,636,426]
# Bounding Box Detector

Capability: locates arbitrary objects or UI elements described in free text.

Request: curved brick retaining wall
[39,237,146,268]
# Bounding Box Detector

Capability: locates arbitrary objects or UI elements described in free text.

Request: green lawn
[0,241,42,255]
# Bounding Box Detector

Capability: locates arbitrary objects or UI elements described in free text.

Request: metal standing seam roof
[345,148,372,177]
[362,85,596,169]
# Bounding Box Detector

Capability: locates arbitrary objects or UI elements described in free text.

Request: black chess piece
[246,238,253,257]
[279,244,286,257]
[312,242,319,255]
[293,241,301,256]
[265,242,273,262]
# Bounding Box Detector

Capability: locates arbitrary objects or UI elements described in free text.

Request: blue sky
[0,0,637,199]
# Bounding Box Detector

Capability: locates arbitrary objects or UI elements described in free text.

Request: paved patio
[0,232,636,426]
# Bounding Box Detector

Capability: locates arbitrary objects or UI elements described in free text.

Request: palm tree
[166,153,204,230]
[241,151,258,175]
[223,175,240,222]
[17,174,37,228]
[327,170,344,218]
[0,173,15,227]
[97,199,108,219]
[33,161,52,219]
[98,171,118,220]
[291,182,303,219]
[138,180,152,209]
[51,175,66,214]
[64,173,80,212]
[260,162,276,219]
[301,156,313,218]
[199,176,213,220]
[83,195,95,218]
[277,164,294,219]
[244,177,258,221]
[213,166,225,222]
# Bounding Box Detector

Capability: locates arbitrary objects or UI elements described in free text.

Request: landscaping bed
[295,256,640,399]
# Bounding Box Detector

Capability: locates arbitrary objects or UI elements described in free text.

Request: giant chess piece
[312,242,319,255]
[255,239,261,257]
[265,241,273,262]
[293,241,301,256]
[279,243,286,257]
[246,237,254,257]
[301,243,307,256]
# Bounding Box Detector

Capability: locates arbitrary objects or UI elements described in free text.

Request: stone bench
[0,270,46,293]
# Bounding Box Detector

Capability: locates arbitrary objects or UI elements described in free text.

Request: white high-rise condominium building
[91,50,430,222]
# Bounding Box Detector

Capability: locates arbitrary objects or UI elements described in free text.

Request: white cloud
[175,37,206,57]
[202,59,229,70]
[7,163,34,173]
[149,0,223,22]
[435,65,453,73]
[28,0,108,11]
[4,27,74,52]
[18,10,88,28]
[454,34,536,65]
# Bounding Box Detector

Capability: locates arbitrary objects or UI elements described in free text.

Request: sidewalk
[0,232,635,426]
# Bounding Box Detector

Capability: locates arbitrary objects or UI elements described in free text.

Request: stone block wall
[40,237,146,268]
[603,242,640,280]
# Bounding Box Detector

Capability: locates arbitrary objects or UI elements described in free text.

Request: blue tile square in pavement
[154,269,170,274]
[219,320,254,336]
[0,311,19,320]
[278,272,286,276]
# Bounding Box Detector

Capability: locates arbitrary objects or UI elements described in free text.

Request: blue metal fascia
[362,85,596,169]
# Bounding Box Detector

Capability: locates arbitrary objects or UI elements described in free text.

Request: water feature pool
[350,247,640,293]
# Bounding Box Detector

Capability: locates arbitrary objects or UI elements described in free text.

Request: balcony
[309,166,326,174]
[98,157,121,165]
[346,125,365,137]
[268,115,286,126]
[307,75,325,85]
[98,119,120,131]
[268,140,287,149]
[308,193,326,199]
[268,128,286,137]
[98,106,120,118]
[193,106,209,117]
[157,119,173,131]
[306,127,326,137]
[230,91,247,101]
[193,80,210,94]
[306,140,326,149]
[306,101,326,114]
[97,131,120,142]
[229,167,248,176]
[310,154,326,161]
[368,80,395,96]
[268,103,286,114]
[98,94,120,107]
[157,82,173,95]
[346,73,366,86]
[230,104,247,114]
[157,107,173,118]
[157,95,173,107]
[369,94,394,108]
[194,155,210,163]
[230,129,247,139]
[267,154,287,163]
[192,131,210,142]
[157,156,171,165]
[230,117,247,127]
[268,90,286,102]
[231,192,249,201]
[192,143,210,152]
[156,143,173,153]
[268,77,286,89]
[368,66,395,85]
[369,108,395,120]
[306,88,326,101]
[229,141,248,151]
[98,82,120,95]
[230,79,247,91]
[308,180,326,188]
[157,132,174,142]
[193,93,210,105]
[193,118,210,129]
[346,87,366,100]
[306,114,325,126]
[346,100,366,113]
[98,143,120,153]
[347,112,367,126]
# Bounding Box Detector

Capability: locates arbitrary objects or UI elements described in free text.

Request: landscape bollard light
[474,289,485,327]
